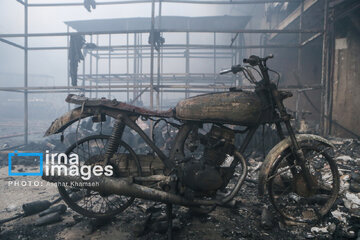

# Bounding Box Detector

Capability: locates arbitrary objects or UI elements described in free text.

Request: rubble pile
[1,133,360,239]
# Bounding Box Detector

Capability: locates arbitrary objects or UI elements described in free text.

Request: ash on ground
[0,136,359,240]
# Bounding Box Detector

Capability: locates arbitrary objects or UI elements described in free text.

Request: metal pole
[213,32,216,92]
[67,26,70,111]
[24,0,28,145]
[108,34,112,99]
[149,0,156,140]
[214,32,216,75]
[320,0,328,135]
[26,1,307,7]
[160,42,164,109]
[90,35,93,98]
[185,32,190,98]
[96,35,99,98]
[150,0,156,110]
[296,0,304,124]
[156,0,162,110]
[133,33,137,102]
[139,34,142,100]
[0,29,322,38]
[82,47,86,92]
[127,33,130,102]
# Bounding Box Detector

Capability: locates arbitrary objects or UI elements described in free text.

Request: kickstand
[166,203,173,240]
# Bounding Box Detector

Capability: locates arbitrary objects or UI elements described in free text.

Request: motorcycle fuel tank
[175,91,262,126]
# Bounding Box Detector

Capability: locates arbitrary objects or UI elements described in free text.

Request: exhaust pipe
[42,168,217,207]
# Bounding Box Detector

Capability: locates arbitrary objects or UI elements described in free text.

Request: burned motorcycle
[43,55,339,228]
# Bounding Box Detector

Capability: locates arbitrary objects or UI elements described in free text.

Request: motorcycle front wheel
[267,143,340,223]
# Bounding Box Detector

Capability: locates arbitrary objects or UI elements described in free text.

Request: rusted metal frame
[120,113,175,171]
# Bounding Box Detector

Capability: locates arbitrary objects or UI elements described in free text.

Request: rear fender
[258,134,335,195]
[44,106,121,136]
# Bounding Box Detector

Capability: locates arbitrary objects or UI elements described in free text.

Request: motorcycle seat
[65,94,175,118]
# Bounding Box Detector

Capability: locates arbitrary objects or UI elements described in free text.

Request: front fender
[258,134,335,195]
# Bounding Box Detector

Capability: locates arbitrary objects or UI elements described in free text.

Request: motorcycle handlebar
[219,69,232,75]
[219,64,243,75]
[243,54,274,66]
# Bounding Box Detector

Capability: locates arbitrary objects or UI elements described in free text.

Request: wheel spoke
[268,144,339,223]
[58,135,139,218]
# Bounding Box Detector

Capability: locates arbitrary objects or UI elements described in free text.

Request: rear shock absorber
[104,119,125,164]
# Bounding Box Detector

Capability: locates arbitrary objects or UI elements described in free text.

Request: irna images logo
[8,151,43,176]
[8,150,113,180]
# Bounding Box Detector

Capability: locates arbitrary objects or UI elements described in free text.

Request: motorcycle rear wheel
[267,143,340,223]
[58,134,141,219]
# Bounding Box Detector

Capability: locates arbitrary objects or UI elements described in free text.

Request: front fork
[272,89,315,192]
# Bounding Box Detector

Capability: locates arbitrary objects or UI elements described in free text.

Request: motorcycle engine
[181,125,235,195]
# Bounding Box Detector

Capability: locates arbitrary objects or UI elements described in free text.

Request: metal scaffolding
[0,0,329,144]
